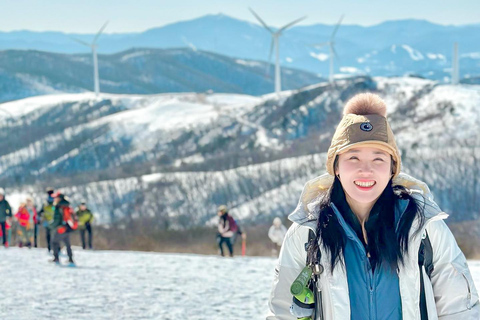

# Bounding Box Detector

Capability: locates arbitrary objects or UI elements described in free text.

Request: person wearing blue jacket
[268,93,479,319]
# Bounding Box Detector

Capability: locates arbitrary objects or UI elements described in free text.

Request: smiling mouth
[354,180,376,188]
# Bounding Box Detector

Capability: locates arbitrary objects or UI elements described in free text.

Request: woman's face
[335,146,392,213]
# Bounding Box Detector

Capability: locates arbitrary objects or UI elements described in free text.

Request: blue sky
[1,0,479,33]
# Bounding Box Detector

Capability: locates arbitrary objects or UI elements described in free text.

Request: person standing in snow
[38,188,56,252]
[268,93,479,319]
[76,201,94,250]
[268,217,287,257]
[15,202,34,248]
[216,205,245,257]
[0,188,12,248]
[26,197,39,247]
[50,192,75,265]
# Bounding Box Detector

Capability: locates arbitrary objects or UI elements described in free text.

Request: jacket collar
[288,172,447,230]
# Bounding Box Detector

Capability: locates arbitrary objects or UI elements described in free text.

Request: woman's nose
[358,161,373,174]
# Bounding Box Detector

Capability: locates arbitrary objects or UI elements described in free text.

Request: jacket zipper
[460,271,472,309]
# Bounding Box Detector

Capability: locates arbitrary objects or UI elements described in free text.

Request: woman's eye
[348,156,358,160]
[374,158,385,162]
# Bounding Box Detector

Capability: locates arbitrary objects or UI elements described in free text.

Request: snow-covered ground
[0,248,277,319]
[1,247,479,320]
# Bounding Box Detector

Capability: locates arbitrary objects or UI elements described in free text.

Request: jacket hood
[288,172,445,229]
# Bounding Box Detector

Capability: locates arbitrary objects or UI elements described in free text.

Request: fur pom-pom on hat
[326,93,401,177]
[343,92,387,117]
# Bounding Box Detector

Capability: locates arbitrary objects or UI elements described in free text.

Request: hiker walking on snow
[268,217,287,257]
[0,188,12,248]
[216,205,245,257]
[38,188,56,252]
[268,93,479,319]
[15,201,37,248]
[26,197,39,247]
[76,201,94,250]
[50,192,76,265]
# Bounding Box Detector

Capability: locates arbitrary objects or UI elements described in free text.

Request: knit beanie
[326,93,401,177]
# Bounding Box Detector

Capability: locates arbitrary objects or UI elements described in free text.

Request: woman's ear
[334,156,340,180]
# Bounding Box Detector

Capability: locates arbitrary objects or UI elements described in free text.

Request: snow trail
[0,247,276,319]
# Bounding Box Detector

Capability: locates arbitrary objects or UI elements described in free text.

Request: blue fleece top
[330,199,409,320]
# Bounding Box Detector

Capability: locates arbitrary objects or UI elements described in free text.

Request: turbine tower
[452,42,459,85]
[313,15,344,83]
[249,8,306,95]
[72,21,109,96]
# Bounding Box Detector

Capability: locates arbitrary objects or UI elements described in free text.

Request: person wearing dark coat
[0,188,12,247]
[49,192,74,265]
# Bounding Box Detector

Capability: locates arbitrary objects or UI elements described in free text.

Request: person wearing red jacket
[15,201,36,248]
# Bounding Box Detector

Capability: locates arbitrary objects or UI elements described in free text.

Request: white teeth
[354,181,375,187]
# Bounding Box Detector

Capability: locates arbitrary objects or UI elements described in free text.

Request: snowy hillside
[1,76,479,227]
[1,247,479,319]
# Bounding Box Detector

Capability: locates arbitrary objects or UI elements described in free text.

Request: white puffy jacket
[267,173,479,320]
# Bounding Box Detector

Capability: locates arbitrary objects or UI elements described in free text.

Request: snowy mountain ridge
[0,48,322,103]
[1,76,479,228]
[1,15,480,82]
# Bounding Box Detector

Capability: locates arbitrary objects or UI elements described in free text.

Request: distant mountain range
[0,48,322,102]
[1,14,480,81]
[2,77,479,227]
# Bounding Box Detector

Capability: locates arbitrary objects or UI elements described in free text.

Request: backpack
[226,215,238,233]
[61,206,78,232]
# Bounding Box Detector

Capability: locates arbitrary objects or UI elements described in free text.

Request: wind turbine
[72,21,109,97]
[452,42,459,85]
[313,15,344,83]
[249,8,306,95]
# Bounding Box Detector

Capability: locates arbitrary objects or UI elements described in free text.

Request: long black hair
[311,176,425,272]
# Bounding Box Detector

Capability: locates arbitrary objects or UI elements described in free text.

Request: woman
[217,205,236,257]
[267,93,479,319]
[15,202,34,247]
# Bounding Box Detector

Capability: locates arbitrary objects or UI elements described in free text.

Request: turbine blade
[277,16,307,34]
[71,37,91,48]
[93,20,109,44]
[249,8,274,33]
[330,14,344,40]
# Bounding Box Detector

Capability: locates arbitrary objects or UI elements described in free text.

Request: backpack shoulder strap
[423,232,434,278]
[418,230,434,320]
[305,229,320,265]
[306,228,324,320]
